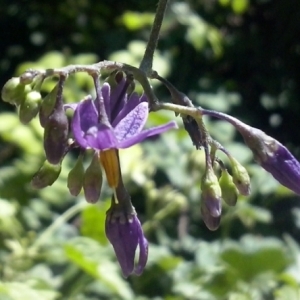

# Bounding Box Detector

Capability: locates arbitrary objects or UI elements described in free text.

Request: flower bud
[39,84,59,127]
[43,101,69,164]
[1,77,31,106]
[219,169,239,206]
[67,154,85,196]
[31,160,61,189]
[19,91,42,124]
[201,167,222,218]
[83,153,103,203]
[201,202,220,231]
[20,71,36,85]
[229,157,251,196]
[241,127,300,195]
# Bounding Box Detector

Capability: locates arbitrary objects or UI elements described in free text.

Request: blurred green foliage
[1,0,300,299]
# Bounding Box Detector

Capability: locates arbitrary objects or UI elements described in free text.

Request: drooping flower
[105,171,148,277]
[68,75,177,189]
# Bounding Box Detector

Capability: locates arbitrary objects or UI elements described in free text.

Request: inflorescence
[2,60,300,277]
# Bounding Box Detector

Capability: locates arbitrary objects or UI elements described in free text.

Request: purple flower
[71,80,176,152]
[68,76,177,188]
[106,205,148,278]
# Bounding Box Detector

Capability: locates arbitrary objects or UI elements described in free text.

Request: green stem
[139,0,169,74]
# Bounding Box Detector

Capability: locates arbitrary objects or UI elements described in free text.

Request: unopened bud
[31,160,61,189]
[229,157,251,196]
[201,167,222,217]
[19,91,42,124]
[43,102,69,164]
[219,169,239,206]
[83,153,103,203]
[67,154,85,196]
[201,202,220,231]
[39,84,59,127]
[1,77,31,106]
[20,71,37,85]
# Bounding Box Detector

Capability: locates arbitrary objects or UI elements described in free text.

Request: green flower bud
[39,84,59,127]
[1,77,31,106]
[20,71,37,85]
[229,157,251,196]
[31,160,61,189]
[67,155,85,196]
[19,91,42,124]
[219,169,239,206]
[83,153,103,203]
[201,166,222,217]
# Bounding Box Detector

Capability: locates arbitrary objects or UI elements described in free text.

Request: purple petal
[261,142,300,194]
[118,121,178,148]
[134,234,148,276]
[114,102,149,142]
[105,216,140,278]
[84,124,118,150]
[201,203,220,231]
[204,197,222,218]
[101,83,111,121]
[110,77,128,121]
[112,92,142,127]
[76,98,98,132]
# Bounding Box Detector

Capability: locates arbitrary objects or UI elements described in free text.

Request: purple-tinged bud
[31,160,61,189]
[43,77,68,164]
[219,169,239,206]
[201,201,221,231]
[229,157,251,196]
[106,202,148,277]
[201,166,222,218]
[19,91,42,124]
[39,84,59,127]
[200,110,300,195]
[1,77,31,106]
[241,127,300,195]
[83,153,103,203]
[67,154,84,196]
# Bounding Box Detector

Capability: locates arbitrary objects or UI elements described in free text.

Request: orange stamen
[99,149,119,188]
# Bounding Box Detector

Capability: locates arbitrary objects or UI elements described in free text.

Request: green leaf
[80,202,110,245]
[64,237,134,300]
[0,282,59,300]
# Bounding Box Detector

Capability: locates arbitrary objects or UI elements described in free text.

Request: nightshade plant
[2,0,300,276]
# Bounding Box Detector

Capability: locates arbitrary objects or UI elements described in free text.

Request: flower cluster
[2,64,300,276]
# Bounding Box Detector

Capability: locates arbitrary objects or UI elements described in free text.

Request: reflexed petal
[112,92,142,127]
[114,102,149,141]
[118,121,178,148]
[76,98,98,132]
[101,83,111,121]
[85,124,118,150]
[110,77,128,120]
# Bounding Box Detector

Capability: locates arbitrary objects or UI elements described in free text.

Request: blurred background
[1,0,300,299]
